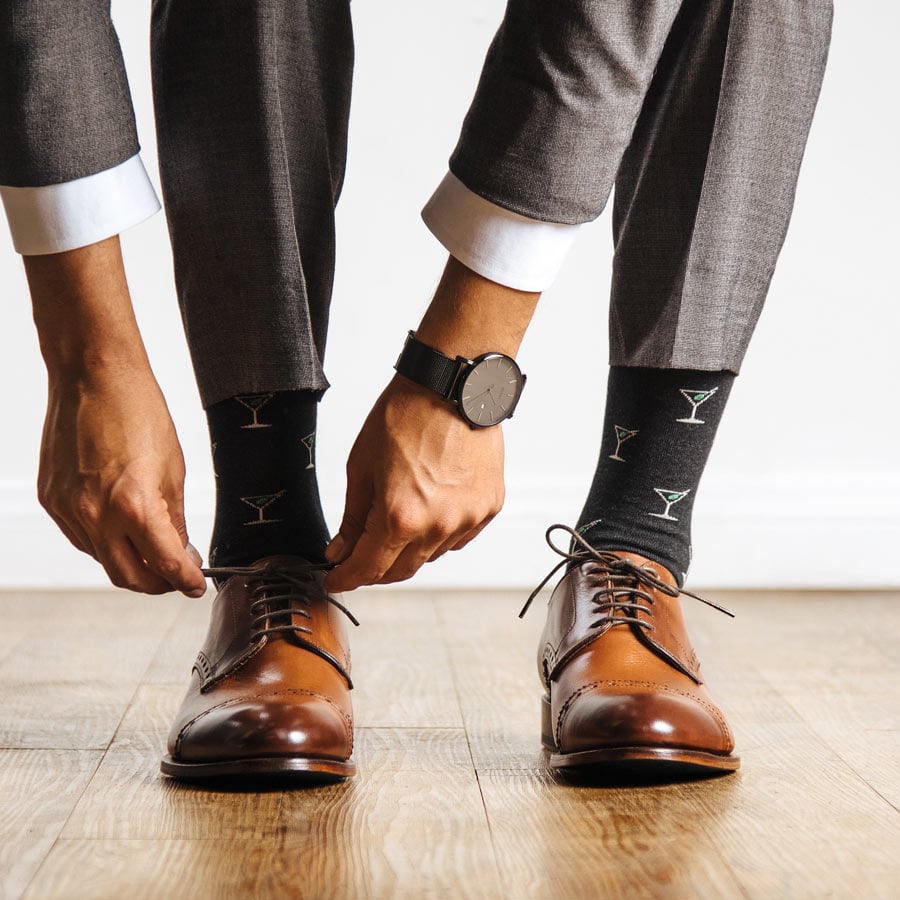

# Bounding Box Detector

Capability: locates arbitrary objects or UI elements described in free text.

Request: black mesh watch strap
[394,332,467,400]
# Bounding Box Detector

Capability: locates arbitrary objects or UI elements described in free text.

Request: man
[1,0,831,779]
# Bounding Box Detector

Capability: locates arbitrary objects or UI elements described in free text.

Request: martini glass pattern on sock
[610,425,639,461]
[649,488,691,521]
[676,387,718,424]
[300,432,316,470]
[241,490,286,525]
[235,394,274,429]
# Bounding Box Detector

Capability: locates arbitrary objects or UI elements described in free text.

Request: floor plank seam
[19,747,107,900]
[860,782,900,816]
[432,596,507,898]
[757,667,900,815]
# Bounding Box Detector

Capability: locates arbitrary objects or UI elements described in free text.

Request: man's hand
[322,256,540,593]
[25,235,206,597]
[38,362,206,597]
[323,375,505,591]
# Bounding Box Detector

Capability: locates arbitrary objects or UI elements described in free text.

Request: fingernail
[324,535,345,562]
[186,543,203,566]
[185,586,207,599]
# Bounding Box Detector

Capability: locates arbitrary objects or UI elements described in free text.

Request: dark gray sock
[575,366,735,585]
[206,391,330,567]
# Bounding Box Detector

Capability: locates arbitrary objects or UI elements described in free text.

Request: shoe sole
[160,755,356,781]
[541,694,740,773]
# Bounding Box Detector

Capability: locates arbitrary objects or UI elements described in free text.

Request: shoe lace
[518,524,734,628]
[200,560,360,641]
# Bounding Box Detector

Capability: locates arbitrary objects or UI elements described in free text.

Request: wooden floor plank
[351,592,462,728]
[275,728,502,899]
[0,748,102,900]
[0,593,182,750]
[760,666,900,810]
[140,596,209,686]
[434,590,545,771]
[61,683,284,841]
[23,839,291,900]
[479,768,745,900]
[39,729,502,899]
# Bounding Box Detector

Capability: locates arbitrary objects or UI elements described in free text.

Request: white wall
[1,2,897,590]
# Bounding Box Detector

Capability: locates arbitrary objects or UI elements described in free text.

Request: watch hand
[467,387,492,403]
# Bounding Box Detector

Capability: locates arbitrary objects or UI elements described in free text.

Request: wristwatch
[394,331,526,428]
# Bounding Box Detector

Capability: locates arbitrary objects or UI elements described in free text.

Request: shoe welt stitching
[554,679,731,750]
[175,688,354,758]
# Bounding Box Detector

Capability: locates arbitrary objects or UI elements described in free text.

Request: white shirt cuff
[1,154,161,255]
[421,171,580,292]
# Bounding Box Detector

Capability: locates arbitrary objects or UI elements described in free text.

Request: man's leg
[562,0,831,772]
[151,0,358,780]
[427,0,833,772]
[152,0,352,569]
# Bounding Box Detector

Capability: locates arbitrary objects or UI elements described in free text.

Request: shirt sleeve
[421,171,581,293]
[0,153,161,256]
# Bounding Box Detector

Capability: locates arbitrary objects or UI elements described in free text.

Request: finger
[95,537,173,594]
[324,519,407,593]
[427,512,498,562]
[377,540,440,585]
[47,511,95,557]
[164,483,191,544]
[325,476,372,564]
[448,514,497,552]
[163,494,208,585]
[186,542,203,567]
[127,509,207,597]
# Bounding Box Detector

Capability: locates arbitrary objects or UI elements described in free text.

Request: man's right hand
[38,362,206,597]
[25,235,206,598]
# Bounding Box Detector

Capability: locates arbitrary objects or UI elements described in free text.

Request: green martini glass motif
[676,387,718,424]
[236,394,275,429]
[610,425,639,461]
[241,490,286,525]
[300,432,316,470]
[649,488,690,521]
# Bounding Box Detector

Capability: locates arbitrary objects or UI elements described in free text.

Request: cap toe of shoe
[175,691,351,763]
[557,686,732,756]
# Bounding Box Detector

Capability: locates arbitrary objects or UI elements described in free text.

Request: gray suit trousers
[452,0,833,371]
[1,1,831,402]
[151,0,353,404]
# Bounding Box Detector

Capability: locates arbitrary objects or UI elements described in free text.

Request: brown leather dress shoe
[161,557,358,780]
[522,527,739,773]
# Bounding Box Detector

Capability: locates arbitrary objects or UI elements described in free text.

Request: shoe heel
[541,694,557,750]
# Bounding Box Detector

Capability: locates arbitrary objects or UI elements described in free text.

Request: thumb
[325,476,371,563]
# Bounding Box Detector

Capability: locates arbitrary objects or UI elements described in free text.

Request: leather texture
[538,552,737,769]
[162,556,355,778]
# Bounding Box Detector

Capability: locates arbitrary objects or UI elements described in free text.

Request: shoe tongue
[248,553,324,572]
[604,551,677,588]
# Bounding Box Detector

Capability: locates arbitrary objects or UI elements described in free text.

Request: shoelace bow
[518,525,733,628]
[201,560,359,641]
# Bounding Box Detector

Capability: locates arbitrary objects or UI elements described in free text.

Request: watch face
[458,354,525,427]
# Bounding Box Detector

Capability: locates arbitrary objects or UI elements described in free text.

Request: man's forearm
[412,255,540,361]
[25,236,150,377]
[24,236,205,598]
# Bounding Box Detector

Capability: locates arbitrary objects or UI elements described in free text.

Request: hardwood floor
[1,587,898,899]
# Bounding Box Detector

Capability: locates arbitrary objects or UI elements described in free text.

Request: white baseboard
[2,474,898,590]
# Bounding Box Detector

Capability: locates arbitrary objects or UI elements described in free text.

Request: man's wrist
[394,332,526,428]
[26,236,151,377]
[414,256,540,361]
